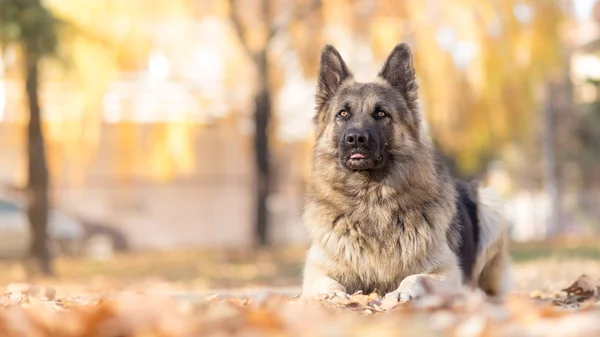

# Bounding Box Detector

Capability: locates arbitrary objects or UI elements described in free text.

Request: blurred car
[73,217,130,260]
[0,196,128,259]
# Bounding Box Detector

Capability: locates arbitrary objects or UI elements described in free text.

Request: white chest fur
[305,199,444,294]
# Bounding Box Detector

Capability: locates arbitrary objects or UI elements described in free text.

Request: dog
[300,43,511,302]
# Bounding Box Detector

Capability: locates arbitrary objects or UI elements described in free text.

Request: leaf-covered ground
[0,243,600,336]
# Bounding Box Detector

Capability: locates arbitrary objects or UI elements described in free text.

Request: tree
[1,0,60,275]
[227,0,322,247]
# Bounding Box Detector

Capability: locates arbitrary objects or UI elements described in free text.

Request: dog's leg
[478,238,511,297]
[385,246,462,302]
[472,186,512,297]
[300,246,348,299]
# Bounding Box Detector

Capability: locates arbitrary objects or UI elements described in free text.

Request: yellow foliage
[1,0,567,182]
[365,0,566,174]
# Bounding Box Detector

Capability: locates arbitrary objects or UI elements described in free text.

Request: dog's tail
[477,186,505,243]
[473,185,512,297]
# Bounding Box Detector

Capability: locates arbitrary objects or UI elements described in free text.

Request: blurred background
[0,0,599,289]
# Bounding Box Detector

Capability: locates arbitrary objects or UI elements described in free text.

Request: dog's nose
[345,129,369,147]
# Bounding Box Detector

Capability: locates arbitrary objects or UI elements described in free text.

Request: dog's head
[313,43,425,172]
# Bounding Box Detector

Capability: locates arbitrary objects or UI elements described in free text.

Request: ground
[0,240,599,336]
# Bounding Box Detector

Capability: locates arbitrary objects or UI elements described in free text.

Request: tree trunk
[254,51,271,247]
[554,57,574,235]
[541,49,573,238]
[24,51,53,276]
[541,82,559,237]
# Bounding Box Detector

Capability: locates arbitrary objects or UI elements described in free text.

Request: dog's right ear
[316,45,353,110]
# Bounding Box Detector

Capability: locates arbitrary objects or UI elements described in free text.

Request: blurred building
[0,15,311,250]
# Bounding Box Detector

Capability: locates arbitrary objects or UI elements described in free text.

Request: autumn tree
[227,0,323,247]
[0,0,59,275]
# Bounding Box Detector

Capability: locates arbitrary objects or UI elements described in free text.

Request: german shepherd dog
[301,43,511,302]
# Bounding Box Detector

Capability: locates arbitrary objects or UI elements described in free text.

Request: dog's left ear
[378,43,418,108]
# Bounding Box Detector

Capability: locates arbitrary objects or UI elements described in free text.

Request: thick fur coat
[301,43,511,301]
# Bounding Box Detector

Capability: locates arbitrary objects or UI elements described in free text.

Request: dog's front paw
[325,290,351,299]
[384,290,418,303]
[301,290,350,301]
[312,290,350,300]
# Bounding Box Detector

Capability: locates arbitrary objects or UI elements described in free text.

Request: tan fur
[469,186,512,296]
[301,43,511,301]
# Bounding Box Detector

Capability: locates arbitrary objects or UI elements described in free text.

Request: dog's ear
[316,45,353,110]
[378,43,418,108]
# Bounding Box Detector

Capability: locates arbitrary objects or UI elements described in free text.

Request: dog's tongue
[350,153,366,159]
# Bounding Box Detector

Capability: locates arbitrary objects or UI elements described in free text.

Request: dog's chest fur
[306,181,450,295]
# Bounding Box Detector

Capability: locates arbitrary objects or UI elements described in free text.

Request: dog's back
[452,180,480,282]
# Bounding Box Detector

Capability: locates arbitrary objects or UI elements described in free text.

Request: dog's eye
[338,110,349,118]
[375,110,387,118]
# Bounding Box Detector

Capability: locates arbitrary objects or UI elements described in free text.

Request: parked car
[73,217,130,259]
[0,196,128,259]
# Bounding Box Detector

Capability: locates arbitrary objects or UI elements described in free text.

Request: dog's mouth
[350,153,366,160]
[343,151,382,171]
